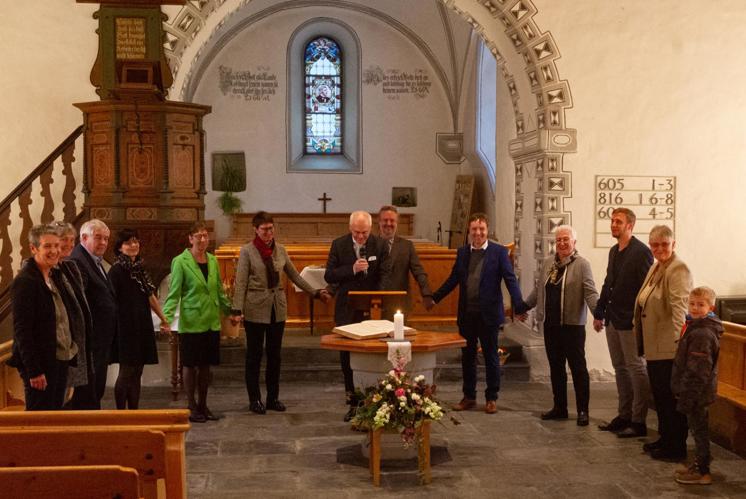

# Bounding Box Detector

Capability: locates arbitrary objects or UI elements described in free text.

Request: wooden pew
[0,428,165,499]
[710,321,746,457]
[0,410,190,499]
[1,465,143,499]
[216,239,459,329]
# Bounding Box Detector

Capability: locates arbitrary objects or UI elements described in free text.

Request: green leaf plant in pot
[213,153,246,216]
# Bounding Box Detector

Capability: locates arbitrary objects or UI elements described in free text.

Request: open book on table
[332,320,417,340]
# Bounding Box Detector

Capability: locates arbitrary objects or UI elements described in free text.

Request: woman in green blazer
[163,222,233,423]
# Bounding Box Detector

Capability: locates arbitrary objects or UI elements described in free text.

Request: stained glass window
[304,37,342,155]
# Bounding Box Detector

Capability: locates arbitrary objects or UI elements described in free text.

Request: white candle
[394,310,404,340]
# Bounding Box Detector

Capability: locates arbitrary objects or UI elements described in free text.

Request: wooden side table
[369,421,431,486]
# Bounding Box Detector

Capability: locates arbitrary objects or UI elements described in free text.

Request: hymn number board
[594,175,676,248]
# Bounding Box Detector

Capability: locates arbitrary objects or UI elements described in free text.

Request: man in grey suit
[378,205,432,316]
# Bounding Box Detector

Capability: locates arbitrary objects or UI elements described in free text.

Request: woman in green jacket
[163,222,234,423]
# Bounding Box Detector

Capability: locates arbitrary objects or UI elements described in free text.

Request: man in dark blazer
[378,205,431,316]
[69,219,117,408]
[325,211,391,420]
[427,213,527,414]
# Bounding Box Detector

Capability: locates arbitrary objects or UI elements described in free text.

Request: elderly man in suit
[426,213,527,414]
[377,205,432,316]
[325,211,391,421]
[69,219,117,409]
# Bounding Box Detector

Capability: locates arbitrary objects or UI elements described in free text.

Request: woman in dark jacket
[10,224,79,410]
[108,228,170,409]
[52,221,96,409]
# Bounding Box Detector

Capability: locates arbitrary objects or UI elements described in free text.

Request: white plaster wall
[192,7,458,242]
[0,2,97,196]
[526,0,746,374]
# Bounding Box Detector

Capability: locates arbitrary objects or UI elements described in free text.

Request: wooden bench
[1,464,143,499]
[0,409,190,499]
[710,321,746,457]
[369,421,431,487]
[0,428,166,499]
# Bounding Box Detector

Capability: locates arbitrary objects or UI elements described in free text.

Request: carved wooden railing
[0,126,85,329]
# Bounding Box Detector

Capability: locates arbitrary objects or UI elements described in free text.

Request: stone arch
[163,0,577,277]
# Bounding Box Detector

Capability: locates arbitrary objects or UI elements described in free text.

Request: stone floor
[127,379,746,498]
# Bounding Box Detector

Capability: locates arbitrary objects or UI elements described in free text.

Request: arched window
[287,19,361,173]
[304,37,342,155]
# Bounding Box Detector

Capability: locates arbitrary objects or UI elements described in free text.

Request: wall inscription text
[219,65,278,102]
[363,66,432,100]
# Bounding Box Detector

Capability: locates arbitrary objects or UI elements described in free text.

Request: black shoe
[343,405,358,422]
[598,416,630,432]
[577,412,589,426]
[616,422,647,438]
[201,407,220,421]
[266,399,286,412]
[650,447,687,461]
[642,439,663,453]
[540,408,569,420]
[189,409,207,423]
[249,400,266,414]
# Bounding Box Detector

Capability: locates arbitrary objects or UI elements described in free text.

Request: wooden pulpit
[347,291,407,321]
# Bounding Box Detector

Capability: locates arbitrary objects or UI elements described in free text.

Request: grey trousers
[606,324,650,423]
[686,404,711,468]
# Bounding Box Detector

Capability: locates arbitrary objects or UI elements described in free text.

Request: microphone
[358,245,367,276]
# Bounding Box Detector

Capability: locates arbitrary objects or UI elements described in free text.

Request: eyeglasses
[258,226,274,233]
[191,233,209,240]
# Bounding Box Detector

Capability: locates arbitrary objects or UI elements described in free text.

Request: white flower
[400,401,406,408]
[414,375,425,383]
[385,384,393,391]
[388,370,396,377]
[411,393,421,401]
[398,395,407,402]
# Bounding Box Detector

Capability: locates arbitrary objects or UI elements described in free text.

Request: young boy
[671,286,723,485]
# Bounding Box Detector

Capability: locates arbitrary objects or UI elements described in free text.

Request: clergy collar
[471,240,488,251]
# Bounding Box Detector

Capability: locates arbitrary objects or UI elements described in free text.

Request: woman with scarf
[109,228,170,409]
[232,211,330,414]
[524,225,599,426]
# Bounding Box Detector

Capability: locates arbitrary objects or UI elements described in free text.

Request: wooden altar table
[320,331,465,386]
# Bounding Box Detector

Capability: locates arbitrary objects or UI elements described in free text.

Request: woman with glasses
[163,222,234,422]
[108,228,170,410]
[232,211,330,414]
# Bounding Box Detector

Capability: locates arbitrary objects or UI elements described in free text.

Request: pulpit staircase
[0,127,85,343]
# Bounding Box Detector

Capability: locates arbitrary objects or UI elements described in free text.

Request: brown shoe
[485,400,497,414]
[452,398,476,411]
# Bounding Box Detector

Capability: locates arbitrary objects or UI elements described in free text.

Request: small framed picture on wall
[392,187,417,207]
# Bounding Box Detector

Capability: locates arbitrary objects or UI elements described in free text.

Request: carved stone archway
[162,0,577,280]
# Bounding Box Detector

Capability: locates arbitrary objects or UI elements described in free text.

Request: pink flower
[395,388,405,398]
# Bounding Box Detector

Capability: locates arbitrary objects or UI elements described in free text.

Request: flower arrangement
[352,369,444,447]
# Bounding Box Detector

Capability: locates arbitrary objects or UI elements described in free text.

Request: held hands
[352,258,369,274]
[159,322,172,334]
[593,319,604,333]
[423,296,435,311]
[229,314,244,326]
[318,289,332,304]
[30,374,47,391]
